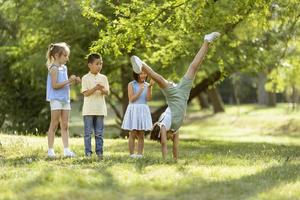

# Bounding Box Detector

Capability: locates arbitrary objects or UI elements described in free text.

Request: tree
[0,0,99,133]
[81,0,275,136]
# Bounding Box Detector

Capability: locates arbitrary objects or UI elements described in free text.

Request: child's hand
[95,83,104,91]
[69,75,77,84]
[99,85,105,91]
[75,77,81,84]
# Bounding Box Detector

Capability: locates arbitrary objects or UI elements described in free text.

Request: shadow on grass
[13,167,126,200]
[0,155,41,167]
[3,137,300,200]
[268,118,300,138]
[179,138,300,163]
[170,162,300,200]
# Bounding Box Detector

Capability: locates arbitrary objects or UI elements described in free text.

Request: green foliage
[1,0,299,133]
[0,0,99,133]
[81,0,273,78]
[79,0,277,122]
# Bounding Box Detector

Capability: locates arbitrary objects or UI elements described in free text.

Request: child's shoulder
[98,73,107,78]
[48,63,58,70]
[82,73,91,80]
[129,80,137,85]
[98,73,108,79]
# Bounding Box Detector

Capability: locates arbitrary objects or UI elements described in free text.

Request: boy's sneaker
[204,32,221,42]
[130,55,143,74]
[64,149,76,157]
[47,149,56,158]
[85,152,92,157]
[97,154,103,160]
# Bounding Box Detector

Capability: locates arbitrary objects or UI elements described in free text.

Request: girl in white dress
[122,71,154,158]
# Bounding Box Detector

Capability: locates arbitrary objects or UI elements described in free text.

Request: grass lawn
[1,104,300,200]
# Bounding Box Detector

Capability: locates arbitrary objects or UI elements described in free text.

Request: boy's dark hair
[133,71,147,82]
[150,123,161,142]
[87,53,102,64]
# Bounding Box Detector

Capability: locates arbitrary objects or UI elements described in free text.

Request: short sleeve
[81,76,89,93]
[104,76,110,95]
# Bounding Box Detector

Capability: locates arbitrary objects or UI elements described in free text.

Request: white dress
[121,81,153,131]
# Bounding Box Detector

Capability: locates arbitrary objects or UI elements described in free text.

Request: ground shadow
[169,162,300,200]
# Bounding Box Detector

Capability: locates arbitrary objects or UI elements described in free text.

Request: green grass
[1,104,300,200]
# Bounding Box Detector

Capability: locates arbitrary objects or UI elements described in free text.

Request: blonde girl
[46,42,80,157]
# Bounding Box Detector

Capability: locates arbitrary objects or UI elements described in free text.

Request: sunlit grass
[1,104,300,200]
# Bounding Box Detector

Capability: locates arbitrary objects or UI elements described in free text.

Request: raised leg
[141,63,169,89]
[184,42,210,80]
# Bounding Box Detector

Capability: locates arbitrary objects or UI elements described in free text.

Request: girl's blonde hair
[46,42,70,68]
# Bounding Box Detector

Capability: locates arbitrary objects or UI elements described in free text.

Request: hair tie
[49,43,55,50]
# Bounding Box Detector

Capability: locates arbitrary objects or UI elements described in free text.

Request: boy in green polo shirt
[81,53,110,158]
[131,32,220,160]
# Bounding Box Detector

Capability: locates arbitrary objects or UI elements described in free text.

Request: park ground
[1,103,300,200]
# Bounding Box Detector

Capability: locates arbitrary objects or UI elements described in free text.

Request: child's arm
[82,84,102,97]
[50,68,76,89]
[128,82,144,103]
[160,126,168,159]
[172,132,179,161]
[81,76,101,97]
[146,79,155,101]
[99,77,110,96]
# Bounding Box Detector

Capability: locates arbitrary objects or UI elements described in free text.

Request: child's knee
[60,124,69,131]
[130,131,136,137]
[137,132,144,139]
[95,132,103,138]
[49,123,59,131]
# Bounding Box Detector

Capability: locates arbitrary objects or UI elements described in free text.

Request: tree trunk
[207,87,225,113]
[120,64,130,138]
[257,72,268,105]
[197,92,210,109]
[267,91,276,107]
[0,114,5,128]
[291,85,299,111]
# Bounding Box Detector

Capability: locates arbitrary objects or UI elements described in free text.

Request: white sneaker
[129,154,137,158]
[47,149,56,158]
[130,55,143,74]
[136,154,143,158]
[64,149,76,157]
[204,32,221,42]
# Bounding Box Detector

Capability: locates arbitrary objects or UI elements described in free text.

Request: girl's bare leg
[184,41,209,80]
[47,110,61,148]
[129,131,136,155]
[141,63,169,89]
[61,110,70,148]
[185,32,220,79]
[137,131,144,155]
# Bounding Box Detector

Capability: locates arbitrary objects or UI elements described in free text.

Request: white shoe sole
[204,32,221,42]
[130,55,143,74]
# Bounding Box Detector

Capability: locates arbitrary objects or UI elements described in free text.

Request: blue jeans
[83,116,104,156]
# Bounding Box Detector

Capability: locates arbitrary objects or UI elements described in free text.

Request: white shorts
[158,107,172,131]
[50,100,71,111]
